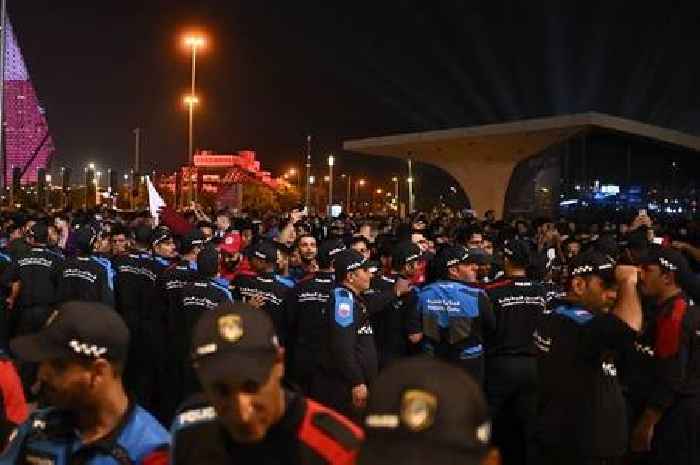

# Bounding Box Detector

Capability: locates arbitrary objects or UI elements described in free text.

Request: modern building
[343,112,700,218]
[3,18,54,184]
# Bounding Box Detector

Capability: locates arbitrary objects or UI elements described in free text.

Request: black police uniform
[624,292,700,465]
[113,248,152,402]
[417,274,495,384]
[316,284,378,418]
[171,390,363,465]
[366,273,420,369]
[231,272,291,344]
[1,245,63,335]
[483,276,546,465]
[286,270,335,393]
[160,277,233,423]
[535,298,635,464]
[57,255,115,306]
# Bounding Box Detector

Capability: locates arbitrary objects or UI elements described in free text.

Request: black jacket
[231,272,292,344]
[57,255,115,307]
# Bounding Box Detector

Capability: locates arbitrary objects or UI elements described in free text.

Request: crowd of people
[0,203,697,464]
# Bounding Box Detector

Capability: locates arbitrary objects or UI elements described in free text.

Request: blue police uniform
[0,404,169,465]
[417,279,495,383]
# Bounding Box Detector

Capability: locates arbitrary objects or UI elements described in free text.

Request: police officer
[161,246,233,423]
[483,239,545,465]
[170,302,364,465]
[535,250,642,465]
[230,241,291,344]
[57,225,115,307]
[1,301,169,465]
[417,245,495,384]
[286,238,345,394]
[316,249,378,419]
[2,222,63,336]
[368,241,422,369]
[359,357,495,465]
[139,226,178,413]
[112,224,152,404]
[627,247,700,464]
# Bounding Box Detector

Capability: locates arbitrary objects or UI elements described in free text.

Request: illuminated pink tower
[2,17,54,184]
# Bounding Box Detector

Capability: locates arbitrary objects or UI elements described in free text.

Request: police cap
[191,302,279,387]
[317,239,346,269]
[639,245,689,274]
[180,228,205,254]
[11,301,129,363]
[392,241,424,269]
[334,249,378,281]
[360,357,491,465]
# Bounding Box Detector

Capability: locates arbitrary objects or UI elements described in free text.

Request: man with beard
[535,251,642,465]
[0,301,169,465]
[287,239,345,394]
[170,302,363,465]
[627,247,700,464]
[289,234,318,281]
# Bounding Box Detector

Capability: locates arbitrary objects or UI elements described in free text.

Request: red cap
[220,231,241,254]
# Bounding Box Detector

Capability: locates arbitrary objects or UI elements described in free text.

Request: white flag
[146,176,166,225]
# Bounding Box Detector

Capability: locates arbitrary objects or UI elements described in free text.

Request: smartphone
[652,237,664,245]
[639,209,647,216]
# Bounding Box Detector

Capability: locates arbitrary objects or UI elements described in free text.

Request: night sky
[9,1,700,196]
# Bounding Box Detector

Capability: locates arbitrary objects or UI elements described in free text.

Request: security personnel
[286,239,345,394]
[161,246,232,424]
[483,239,545,465]
[535,251,642,465]
[57,225,115,307]
[139,226,178,413]
[316,249,378,419]
[112,224,152,404]
[368,241,422,369]
[1,301,170,465]
[1,222,63,336]
[230,241,291,344]
[170,302,364,465]
[417,245,495,384]
[627,247,700,464]
[359,357,495,465]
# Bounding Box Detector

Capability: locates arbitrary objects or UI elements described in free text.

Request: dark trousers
[485,356,538,465]
[11,305,51,399]
[626,397,700,465]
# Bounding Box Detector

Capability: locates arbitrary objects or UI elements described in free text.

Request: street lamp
[327,155,335,216]
[392,176,399,203]
[182,32,206,205]
[341,174,351,212]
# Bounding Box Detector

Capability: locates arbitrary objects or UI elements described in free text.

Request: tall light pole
[305,135,312,210]
[183,94,199,205]
[407,159,415,213]
[183,33,206,204]
[392,176,399,204]
[341,174,351,213]
[327,155,335,217]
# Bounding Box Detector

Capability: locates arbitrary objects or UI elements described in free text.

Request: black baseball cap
[435,245,469,272]
[464,248,490,265]
[359,357,491,465]
[29,222,49,244]
[180,228,205,254]
[197,245,220,278]
[569,250,616,285]
[152,226,173,247]
[503,239,531,267]
[317,239,346,269]
[11,301,129,363]
[392,241,424,268]
[191,302,279,386]
[74,224,98,254]
[639,246,689,274]
[334,249,378,280]
[248,240,279,263]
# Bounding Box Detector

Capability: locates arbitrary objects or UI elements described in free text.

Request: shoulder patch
[554,305,594,325]
[311,411,362,451]
[334,288,354,328]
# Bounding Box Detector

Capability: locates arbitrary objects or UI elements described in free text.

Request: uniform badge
[218,315,243,342]
[401,389,437,432]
